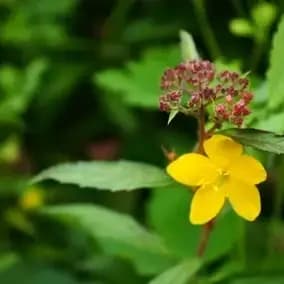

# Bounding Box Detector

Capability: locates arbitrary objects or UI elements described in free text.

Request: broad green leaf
[220,128,284,154]
[0,262,79,284]
[0,253,19,272]
[209,261,244,283]
[249,221,284,272]
[267,17,284,110]
[32,160,172,191]
[231,276,284,284]
[179,30,199,61]
[253,112,284,133]
[43,204,176,275]
[253,81,268,105]
[149,259,201,284]
[147,185,241,261]
[95,47,180,108]
[0,176,29,195]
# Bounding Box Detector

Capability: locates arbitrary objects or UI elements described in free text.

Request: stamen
[216,169,229,187]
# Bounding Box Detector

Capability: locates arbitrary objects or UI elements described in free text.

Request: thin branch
[197,219,215,257]
[195,106,217,257]
[197,106,206,154]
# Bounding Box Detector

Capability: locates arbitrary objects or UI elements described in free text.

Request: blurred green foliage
[0,0,284,283]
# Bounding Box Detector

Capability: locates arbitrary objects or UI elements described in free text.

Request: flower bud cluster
[159,59,253,127]
[160,60,216,113]
[214,71,252,126]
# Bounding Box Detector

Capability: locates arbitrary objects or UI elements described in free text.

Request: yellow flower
[167,135,267,225]
[20,187,44,210]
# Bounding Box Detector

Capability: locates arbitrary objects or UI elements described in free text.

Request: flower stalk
[197,219,215,257]
[196,106,214,257]
[197,106,206,155]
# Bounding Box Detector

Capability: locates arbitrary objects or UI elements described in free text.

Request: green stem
[250,38,265,72]
[196,106,216,257]
[197,219,215,257]
[197,107,206,154]
[192,0,221,59]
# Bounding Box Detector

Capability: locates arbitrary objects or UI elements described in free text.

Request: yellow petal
[167,153,218,187]
[224,177,261,221]
[189,184,225,224]
[229,155,267,185]
[203,135,243,169]
[167,153,218,186]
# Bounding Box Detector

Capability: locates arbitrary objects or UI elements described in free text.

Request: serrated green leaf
[32,160,172,191]
[147,185,241,261]
[167,110,179,125]
[43,204,176,275]
[220,128,284,154]
[149,259,201,284]
[179,30,199,61]
[95,47,180,108]
[268,17,284,110]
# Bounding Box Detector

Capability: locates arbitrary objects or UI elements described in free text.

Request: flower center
[214,168,229,188]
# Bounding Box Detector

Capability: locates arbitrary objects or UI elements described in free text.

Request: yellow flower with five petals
[167,135,267,225]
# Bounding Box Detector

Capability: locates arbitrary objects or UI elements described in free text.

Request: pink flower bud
[215,104,229,119]
[216,104,226,113]
[189,94,201,107]
[232,99,250,116]
[230,72,239,81]
[242,91,253,103]
[159,101,170,112]
[226,95,233,103]
[231,116,243,127]
[203,87,215,99]
[168,91,181,101]
[242,106,250,116]
[238,78,249,90]
[161,68,178,90]
[227,86,237,96]
[159,59,254,125]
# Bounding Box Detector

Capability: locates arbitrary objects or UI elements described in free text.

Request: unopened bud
[226,95,233,103]
[168,91,181,101]
[215,104,229,119]
[159,101,170,112]
[242,91,253,103]
[231,116,243,127]
[238,78,249,90]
